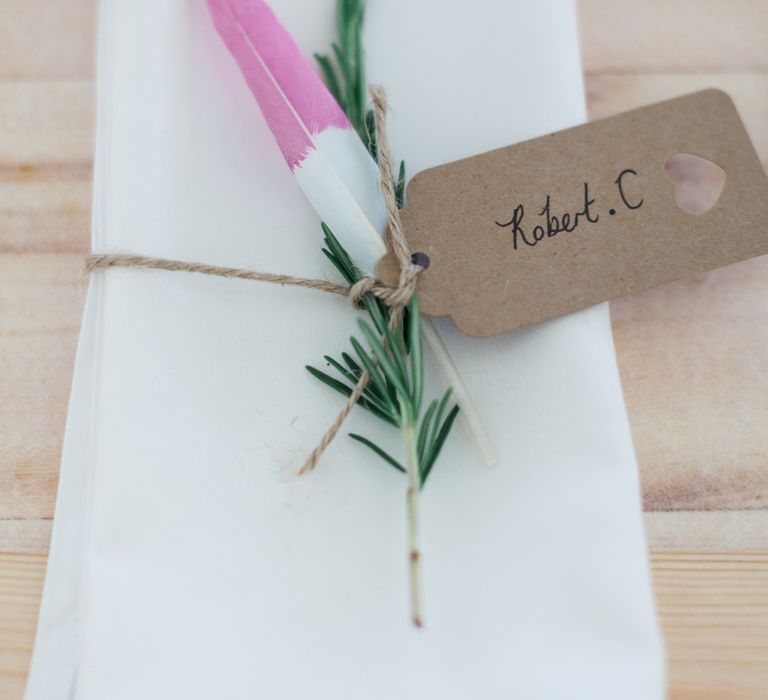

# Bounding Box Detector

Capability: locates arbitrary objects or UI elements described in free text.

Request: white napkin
[25,1,664,698]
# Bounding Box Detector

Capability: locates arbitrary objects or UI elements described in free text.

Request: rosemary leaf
[306,365,399,427]
[341,351,361,373]
[409,294,423,414]
[364,108,377,159]
[420,404,460,485]
[357,319,409,399]
[395,160,406,208]
[349,433,406,474]
[305,364,351,397]
[349,336,395,410]
[323,354,358,385]
[322,356,395,416]
[417,399,438,462]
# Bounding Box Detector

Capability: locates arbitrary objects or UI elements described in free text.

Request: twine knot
[347,262,423,310]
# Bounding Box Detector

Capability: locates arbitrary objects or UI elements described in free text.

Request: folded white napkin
[25,1,664,698]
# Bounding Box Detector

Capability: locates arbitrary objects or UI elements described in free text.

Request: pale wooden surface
[0,1,766,698]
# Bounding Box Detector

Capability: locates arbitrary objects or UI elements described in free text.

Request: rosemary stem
[402,414,423,628]
[422,318,497,466]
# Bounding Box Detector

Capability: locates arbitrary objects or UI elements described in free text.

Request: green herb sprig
[308,223,458,626]
[306,224,459,487]
[309,0,458,489]
[306,0,460,626]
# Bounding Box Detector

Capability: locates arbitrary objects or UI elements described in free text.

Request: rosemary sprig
[308,226,458,627]
[308,0,460,627]
[307,226,459,487]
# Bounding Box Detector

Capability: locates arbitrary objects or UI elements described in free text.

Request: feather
[207,0,387,273]
[207,0,496,465]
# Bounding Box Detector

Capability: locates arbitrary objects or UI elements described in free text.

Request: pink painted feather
[207,0,496,465]
[207,0,387,272]
[208,0,350,169]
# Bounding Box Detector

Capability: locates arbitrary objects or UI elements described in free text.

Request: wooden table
[1,2,766,698]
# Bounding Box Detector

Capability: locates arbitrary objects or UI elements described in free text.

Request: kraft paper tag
[381,90,768,337]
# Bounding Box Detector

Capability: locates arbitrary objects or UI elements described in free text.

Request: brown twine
[86,86,422,475]
[297,85,422,474]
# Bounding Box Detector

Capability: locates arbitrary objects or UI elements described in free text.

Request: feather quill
[207,0,496,465]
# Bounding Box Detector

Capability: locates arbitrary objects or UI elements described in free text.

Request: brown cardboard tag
[383,90,768,337]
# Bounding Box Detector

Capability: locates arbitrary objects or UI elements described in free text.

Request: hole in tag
[411,252,430,269]
[664,153,726,215]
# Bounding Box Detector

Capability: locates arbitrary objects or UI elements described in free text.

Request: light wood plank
[0,255,86,522]
[578,0,768,72]
[645,512,768,549]
[0,553,46,700]
[0,164,92,254]
[586,73,768,167]
[0,82,93,166]
[0,83,93,255]
[613,256,768,512]
[584,71,768,513]
[653,551,768,700]
[0,522,51,554]
[1,551,765,700]
[0,0,96,80]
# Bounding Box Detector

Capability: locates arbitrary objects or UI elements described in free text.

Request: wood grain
[613,258,768,513]
[3,551,765,699]
[586,71,768,516]
[0,554,45,700]
[1,0,766,698]
[578,0,768,72]
[586,73,768,167]
[645,512,768,549]
[0,82,93,257]
[0,255,86,522]
[0,83,93,167]
[0,1,96,80]
[653,551,768,700]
